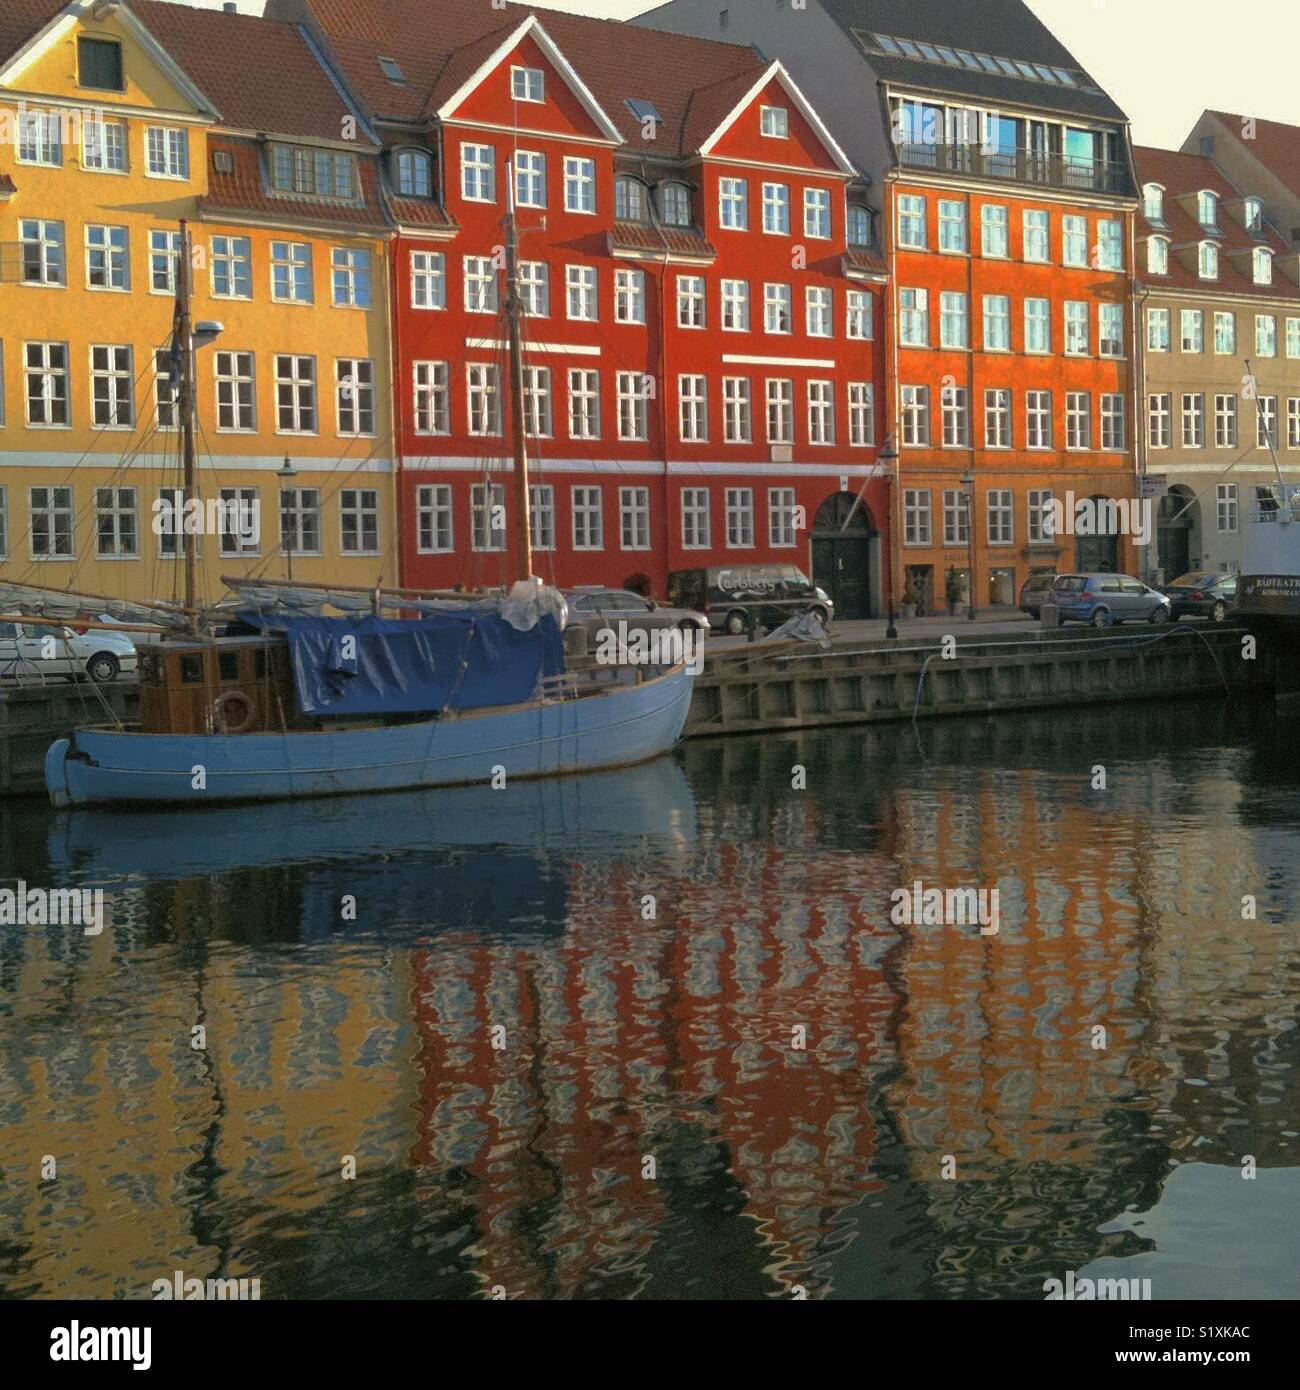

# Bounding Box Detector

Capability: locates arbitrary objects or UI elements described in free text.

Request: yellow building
[0,0,395,605]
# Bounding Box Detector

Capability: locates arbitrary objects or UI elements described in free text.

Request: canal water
[2,698,1298,1301]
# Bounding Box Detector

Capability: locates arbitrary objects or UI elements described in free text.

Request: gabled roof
[1204,111,1300,203]
[1133,145,1299,301]
[816,0,1127,123]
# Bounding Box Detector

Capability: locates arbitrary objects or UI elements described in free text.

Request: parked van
[667,565,833,635]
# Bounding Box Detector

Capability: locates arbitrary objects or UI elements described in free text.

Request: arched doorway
[1075,493,1120,573]
[1157,486,1198,581]
[811,492,875,619]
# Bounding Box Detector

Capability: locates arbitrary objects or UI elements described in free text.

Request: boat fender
[213,690,256,734]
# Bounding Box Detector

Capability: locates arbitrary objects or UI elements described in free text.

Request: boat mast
[177,219,199,632]
[503,163,534,584]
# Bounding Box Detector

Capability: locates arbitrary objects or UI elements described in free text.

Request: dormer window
[760,105,789,138]
[1147,236,1168,275]
[1244,197,1264,234]
[1198,241,1219,279]
[396,148,433,198]
[1253,247,1273,285]
[512,66,544,103]
[847,204,872,247]
[1198,190,1219,229]
[660,181,691,227]
[615,176,648,223]
[1142,182,1164,224]
[271,145,356,201]
[78,37,124,93]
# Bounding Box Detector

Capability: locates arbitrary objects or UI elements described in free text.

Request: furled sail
[0,581,190,630]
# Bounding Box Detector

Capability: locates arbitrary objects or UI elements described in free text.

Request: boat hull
[46,664,694,807]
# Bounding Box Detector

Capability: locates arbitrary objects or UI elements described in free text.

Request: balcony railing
[897,142,1131,196]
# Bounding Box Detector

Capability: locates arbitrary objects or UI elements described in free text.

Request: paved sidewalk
[709,607,1037,651]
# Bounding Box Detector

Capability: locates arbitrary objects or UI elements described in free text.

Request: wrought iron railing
[897,142,1131,196]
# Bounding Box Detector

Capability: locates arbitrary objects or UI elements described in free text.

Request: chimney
[223,2,238,11]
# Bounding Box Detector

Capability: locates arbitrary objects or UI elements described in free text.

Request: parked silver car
[563,588,707,652]
[0,621,138,682]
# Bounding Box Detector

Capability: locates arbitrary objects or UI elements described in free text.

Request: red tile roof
[1206,111,1300,203]
[608,220,716,262]
[845,247,887,278]
[0,0,62,70]
[1134,145,1299,300]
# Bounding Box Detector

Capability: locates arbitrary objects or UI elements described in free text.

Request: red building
[272,0,890,614]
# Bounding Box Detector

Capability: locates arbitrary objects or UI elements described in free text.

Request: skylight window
[1033,64,1057,82]
[917,43,940,62]
[626,97,662,125]
[1015,62,1038,79]
[996,58,1019,76]
[378,57,404,85]
[1053,67,1076,85]
[936,46,960,65]
[956,50,980,69]
[976,53,999,73]
[875,34,901,55]
[897,39,921,58]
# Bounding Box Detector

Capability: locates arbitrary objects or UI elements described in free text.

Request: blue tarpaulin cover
[236,611,565,717]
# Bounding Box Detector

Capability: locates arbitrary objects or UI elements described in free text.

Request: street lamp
[278,457,298,583]
[878,435,900,638]
[960,470,976,622]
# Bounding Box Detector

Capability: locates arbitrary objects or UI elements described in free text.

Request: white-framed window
[1101,394,1126,450]
[1147,236,1168,275]
[145,125,188,179]
[764,283,792,334]
[521,365,552,438]
[848,382,874,446]
[762,182,790,235]
[681,488,710,549]
[903,488,931,546]
[983,294,1010,351]
[566,264,598,320]
[1143,184,1164,221]
[215,350,256,431]
[1216,483,1238,534]
[1023,209,1049,262]
[615,176,646,222]
[471,482,506,552]
[82,117,126,173]
[211,234,252,299]
[899,287,928,346]
[94,486,138,558]
[1214,311,1236,355]
[514,150,546,208]
[677,274,706,328]
[1257,395,1278,449]
[847,290,873,340]
[722,377,752,443]
[416,484,453,554]
[679,374,708,442]
[340,488,380,555]
[1062,214,1088,267]
[938,198,966,253]
[1181,392,1205,448]
[1096,220,1122,270]
[1147,393,1171,448]
[461,143,496,201]
[1256,314,1277,357]
[519,260,549,317]
[410,249,445,309]
[898,194,926,249]
[984,388,1011,448]
[1198,241,1218,279]
[719,177,748,230]
[280,487,322,556]
[568,368,600,439]
[1287,318,1300,359]
[1064,300,1089,355]
[942,489,969,546]
[336,357,375,437]
[940,385,968,447]
[987,489,1013,545]
[20,219,65,285]
[218,487,259,557]
[464,256,499,313]
[808,380,835,445]
[1026,390,1052,449]
[272,241,313,303]
[85,224,129,291]
[900,385,929,446]
[1181,309,1204,353]
[660,182,691,227]
[847,204,872,246]
[619,486,651,550]
[1215,394,1238,447]
[768,488,797,548]
[766,378,794,444]
[940,291,968,349]
[804,187,832,239]
[1028,488,1054,544]
[467,363,502,436]
[1254,248,1273,286]
[615,268,645,324]
[1099,303,1124,357]
[617,372,648,440]
[148,228,180,294]
[1024,297,1050,353]
[275,354,317,433]
[30,485,75,557]
[331,247,371,307]
[760,105,789,138]
[270,146,355,199]
[1147,307,1170,352]
[413,361,449,435]
[564,156,596,214]
[1198,189,1218,227]
[529,484,556,552]
[725,488,754,548]
[806,286,833,337]
[980,203,1008,257]
[90,344,133,428]
[572,485,603,550]
[721,278,750,332]
[396,148,433,198]
[512,65,544,103]
[1292,400,1300,450]
[18,107,62,166]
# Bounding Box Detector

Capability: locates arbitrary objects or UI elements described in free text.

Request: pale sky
[182,0,1297,151]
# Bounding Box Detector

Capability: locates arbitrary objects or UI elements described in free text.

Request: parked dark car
[1160,571,1237,622]
[1018,572,1058,619]
[667,565,833,636]
[1050,573,1172,626]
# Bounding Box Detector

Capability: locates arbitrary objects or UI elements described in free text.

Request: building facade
[273,0,890,613]
[0,0,396,605]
